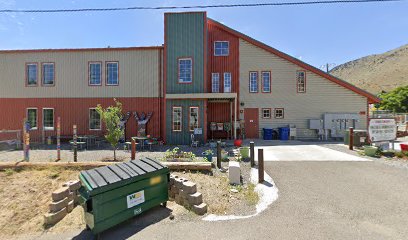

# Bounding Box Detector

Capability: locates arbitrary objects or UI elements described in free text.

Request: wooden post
[23,119,30,162]
[217,141,221,169]
[349,127,354,150]
[57,117,61,161]
[73,125,77,162]
[258,149,264,183]
[131,138,136,160]
[250,141,255,167]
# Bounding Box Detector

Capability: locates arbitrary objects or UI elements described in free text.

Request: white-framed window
[262,108,271,119]
[214,41,229,56]
[262,71,271,93]
[89,108,101,130]
[42,63,54,86]
[106,62,119,85]
[43,108,54,130]
[178,58,193,83]
[27,108,38,129]
[249,71,258,93]
[212,73,220,93]
[274,108,284,119]
[297,71,306,93]
[224,72,231,93]
[89,62,102,86]
[172,107,182,131]
[189,107,199,132]
[26,63,38,86]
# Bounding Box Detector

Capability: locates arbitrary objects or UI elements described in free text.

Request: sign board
[368,119,397,142]
[127,190,145,208]
[194,128,203,135]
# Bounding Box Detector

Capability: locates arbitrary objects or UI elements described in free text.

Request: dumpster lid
[79,158,168,195]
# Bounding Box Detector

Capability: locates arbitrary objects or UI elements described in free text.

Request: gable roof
[208,18,380,104]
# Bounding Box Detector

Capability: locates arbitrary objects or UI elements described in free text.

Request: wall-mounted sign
[368,119,397,142]
[194,128,203,135]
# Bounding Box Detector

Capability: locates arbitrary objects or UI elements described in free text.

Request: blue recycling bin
[263,128,273,140]
[279,127,290,141]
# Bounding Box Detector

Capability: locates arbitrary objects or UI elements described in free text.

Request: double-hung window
[172,107,182,131]
[189,107,199,131]
[212,73,220,93]
[297,71,306,93]
[106,62,119,85]
[89,62,102,86]
[43,108,54,130]
[214,41,229,56]
[224,72,231,93]
[42,63,55,86]
[274,108,284,119]
[27,108,38,129]
[89,108,101,130]
[262,71,271,93]
[26,63,38,86]
[178,58,192,83]
[249,72,258,93]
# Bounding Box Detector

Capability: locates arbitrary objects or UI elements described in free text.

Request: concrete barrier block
[52,187,69,202]
[182,181,197,194]
[228,161,241,185]
[49,197,69,213]
[193,203,208,215]
[44,207,67,225]
[174,178,184,188]
[63,180,81,192]
[67,200,74,213]
[188,192,203,205]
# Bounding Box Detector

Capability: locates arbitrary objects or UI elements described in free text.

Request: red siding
[0,98,161,142]
[207,102,231,139]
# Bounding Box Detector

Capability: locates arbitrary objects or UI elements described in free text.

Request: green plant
[96,99,124,161]
[395,151,404,158]
[375,146,383,157]
[203,149,213,155]
[244,183,259,205]
[377,85,408,112]
[4,168,15,176]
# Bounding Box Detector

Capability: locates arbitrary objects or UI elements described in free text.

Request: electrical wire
[0,0,404,14]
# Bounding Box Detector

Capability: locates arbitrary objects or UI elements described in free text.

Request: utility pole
[320,63,336,73]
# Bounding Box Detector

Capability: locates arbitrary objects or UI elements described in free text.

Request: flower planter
[202,153,213,162]
[240,147,250,159]
[364,146,378,157]
[234,139,242,147]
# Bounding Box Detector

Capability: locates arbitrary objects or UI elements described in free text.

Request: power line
[0,0,404,14]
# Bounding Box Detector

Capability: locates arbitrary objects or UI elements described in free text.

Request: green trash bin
[78,158,169,235]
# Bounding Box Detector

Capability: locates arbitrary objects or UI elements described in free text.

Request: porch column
[234,97,237,139]
[230,100,233,140]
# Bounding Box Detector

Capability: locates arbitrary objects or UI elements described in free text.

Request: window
[89,62,102,86]
[106,62,119,85]
[26,63,38,86]
[224,72,231,93]
[249,72,258,93]
[42,63,54,86]
[212,73,220,93]
[214,41,229,56]
[178,58,192,83]
[297,71,306,93]
[274,108,284,119]
[262,108,271,119]
[262,71,271,93]
[189,107,199,131]
[172,107,182,131]
[27,108,38,129]
[43,108,54,130]
[89,108,101,130]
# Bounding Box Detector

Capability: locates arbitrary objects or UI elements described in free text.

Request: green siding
[165,12,205,94]
[166,100,205,145]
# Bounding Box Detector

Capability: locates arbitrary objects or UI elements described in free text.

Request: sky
[0,0,407,69]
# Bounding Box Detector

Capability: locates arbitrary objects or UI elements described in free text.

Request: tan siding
[239,39,367,138]
[0,49,160,98]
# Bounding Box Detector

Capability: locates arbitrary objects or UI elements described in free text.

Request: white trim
[89,62,102,86]
[214,41,229,56]
[224,72,232,93]
[42,62,55,86]
[189,106,199,132]
[249,72,258,93]
[178,58,193,83]
[211,73,220,93]
[26,108,38,130]
[42,108,54,130]
[106,61,119,86]
[89,108,101,131]
[262,71,271,93]
[26,63,38,86]
[261,108,271,119]
[172,106,182,132]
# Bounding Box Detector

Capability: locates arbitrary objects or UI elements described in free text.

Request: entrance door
[244,108,259,139]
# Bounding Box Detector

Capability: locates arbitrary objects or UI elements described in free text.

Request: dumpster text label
[127,190,145,208]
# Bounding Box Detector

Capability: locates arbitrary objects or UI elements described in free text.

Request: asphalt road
[40,159,408,240]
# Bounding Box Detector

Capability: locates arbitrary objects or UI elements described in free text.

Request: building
[0,12,380,145]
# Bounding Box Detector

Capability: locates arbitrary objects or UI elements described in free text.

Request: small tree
[378,85,408,113]
[96,99,124,161]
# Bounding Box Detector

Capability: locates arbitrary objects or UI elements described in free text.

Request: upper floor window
[297,71,306,93]
[224,72,231,93]
[249,71,258,93]
[106,62,119,85]
[89,108,101,130]
[189,107,199,131]
[43,108,54,130]
[262,71,271,93]
[214,41,229,56]
[42,63,55,86]
[212,73,220,93]
[27,108,38,129]
[172,107,182,131]
[178,58,192,83]
[89,62,102,86]
[26,63,38,86]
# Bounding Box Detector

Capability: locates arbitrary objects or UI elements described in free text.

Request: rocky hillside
[330,44,408,94]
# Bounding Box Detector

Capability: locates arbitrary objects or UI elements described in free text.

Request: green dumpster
[78,158,169,235]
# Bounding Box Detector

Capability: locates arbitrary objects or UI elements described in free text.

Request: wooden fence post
[73,125,77,162]
[349,127,354,150]
[250,141,255,167]
[217,141,221,169]
[258,148,264,183]
[57,117,61,161]
[131,138,136,160]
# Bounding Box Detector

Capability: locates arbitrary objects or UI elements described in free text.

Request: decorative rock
[63,180,81,192]
[182,181,197,194]
[187,192,203,205]
[67,200,74,213]
[44,207,67,225]
[192,203,208,215]
[49,197,69,213]
[169,214,175,220]
[228,161,241,185]
[52,187,69,202]
[230,189,239,193]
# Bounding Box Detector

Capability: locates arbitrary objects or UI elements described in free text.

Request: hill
[330,44,408,94]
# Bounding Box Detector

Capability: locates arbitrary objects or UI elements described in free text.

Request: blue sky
[0,0,407,69]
